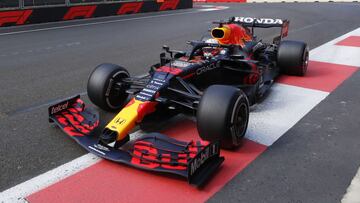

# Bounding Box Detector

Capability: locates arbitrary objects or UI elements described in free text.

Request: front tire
[277,40,309,76]
[196,85,250,149]
[87,63,129,112]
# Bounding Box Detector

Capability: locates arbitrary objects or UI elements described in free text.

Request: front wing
[48,95,224,186]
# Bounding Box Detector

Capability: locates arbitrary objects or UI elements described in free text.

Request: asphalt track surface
[1,2,360,202]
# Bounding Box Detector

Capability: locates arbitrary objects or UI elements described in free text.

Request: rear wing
[229,16,290,43]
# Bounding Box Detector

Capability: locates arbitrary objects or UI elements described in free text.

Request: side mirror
[160,52,166,66]
[162,45,170,52]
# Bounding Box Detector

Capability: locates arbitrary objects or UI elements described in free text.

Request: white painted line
[311,27,360,49]
[0,154,101,203]
[311,27,360,67]
[246,83,328,146]
[311,45,360,67]
[342,166,360,203]
[0,6,227,37]
[199,8,222,11]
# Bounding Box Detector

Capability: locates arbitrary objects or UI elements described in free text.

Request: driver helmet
[202,47,221,58]
[205,38,218,44]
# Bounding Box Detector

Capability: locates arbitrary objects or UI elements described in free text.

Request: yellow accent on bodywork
[211,26,231,42]
[105,99,144,141]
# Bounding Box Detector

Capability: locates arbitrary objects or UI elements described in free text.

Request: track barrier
[193,0,358,2]
[0,0,192,27]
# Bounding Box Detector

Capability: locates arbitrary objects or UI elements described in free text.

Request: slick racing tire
[87,63,130,112]
[197,85,250,149]
[277,40,309,76]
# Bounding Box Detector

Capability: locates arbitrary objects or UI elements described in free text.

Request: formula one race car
[48,16,308,186]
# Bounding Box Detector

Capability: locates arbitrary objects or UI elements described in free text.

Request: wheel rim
[230,95,249,142]
[105,70,129,109]
[303,50,309,74]
[232,103,248,137]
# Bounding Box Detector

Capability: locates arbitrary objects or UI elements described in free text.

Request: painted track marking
[336,36,360,48]
[311,28,360,67]
[246,83,328,146]
[0,154,100,203]
[342,166,360,203]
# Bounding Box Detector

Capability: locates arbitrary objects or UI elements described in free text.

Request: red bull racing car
[48,16,309,186]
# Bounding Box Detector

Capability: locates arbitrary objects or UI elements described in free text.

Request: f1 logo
[159,0,180,11]
[63,5,97,20]
[117,2,143,15]
[0,10,33,27]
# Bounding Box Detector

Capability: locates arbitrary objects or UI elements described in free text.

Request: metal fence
[0,1,20,8]
[0,0,144,10]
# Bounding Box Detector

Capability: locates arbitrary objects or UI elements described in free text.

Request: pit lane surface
[1,3,360,202]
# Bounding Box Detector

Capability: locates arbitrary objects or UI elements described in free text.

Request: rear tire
[196,85,249,149]
[87,63,129,112]
[277,40,309,76]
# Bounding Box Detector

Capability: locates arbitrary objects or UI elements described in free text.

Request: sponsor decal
[152,81,163,86]
[153,78,166,83]
[136,79,165,101]
[114,117,126,125]
[135,95,148,100]
[156,66,183,75]
[142,88,156,94]
[233,17,283,25]
[88,146,106,155]
[51,102,69,114]
[189,144,218,176]
[171,60,191,68]
[92,144,110,152]
[139,92,153,98]
[196,63,217,75]
[146,79,165,91]
[146,84,160,90]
